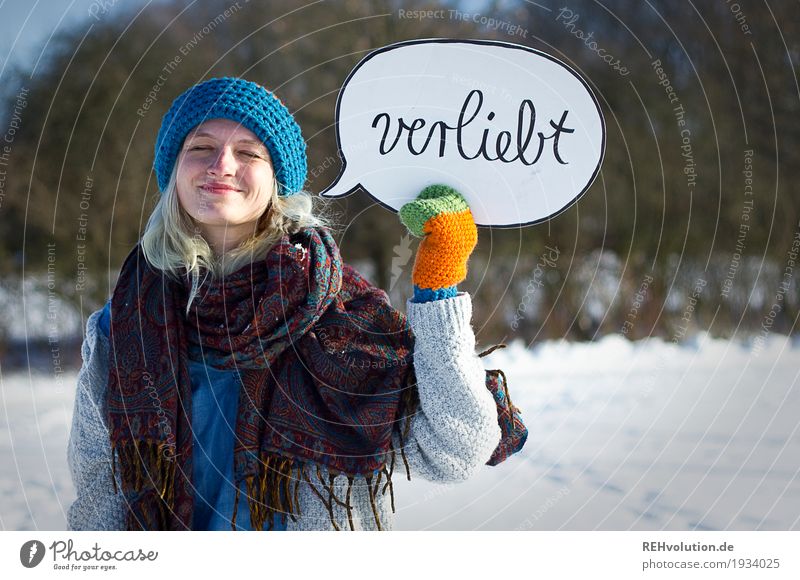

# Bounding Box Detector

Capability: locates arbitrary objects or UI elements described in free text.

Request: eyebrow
[186,131,266,148]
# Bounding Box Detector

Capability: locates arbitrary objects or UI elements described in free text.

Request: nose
[207,146,237,177]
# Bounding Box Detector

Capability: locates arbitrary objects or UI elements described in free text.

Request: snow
[392,332,800,530]
[0,276,85,341]
[1,332,798,530]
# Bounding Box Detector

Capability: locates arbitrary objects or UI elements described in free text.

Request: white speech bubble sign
[319,38,605,228]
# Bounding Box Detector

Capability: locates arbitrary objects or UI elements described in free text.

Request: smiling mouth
[200,184,242,194]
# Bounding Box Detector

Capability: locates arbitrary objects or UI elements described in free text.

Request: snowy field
[1,332,798,531]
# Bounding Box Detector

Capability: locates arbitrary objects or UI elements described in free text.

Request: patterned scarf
[108,225,427,530]
[107,225,527,531]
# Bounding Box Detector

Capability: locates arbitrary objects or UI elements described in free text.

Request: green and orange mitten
[399,184,478,303]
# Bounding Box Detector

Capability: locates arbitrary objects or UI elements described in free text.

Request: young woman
[67,77,524,531]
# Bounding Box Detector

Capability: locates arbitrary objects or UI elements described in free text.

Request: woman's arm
[66,303,127,530]
[393,185,500,482]
[393,292,501,482]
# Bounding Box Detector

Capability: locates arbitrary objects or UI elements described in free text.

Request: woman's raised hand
[399,184,478,302]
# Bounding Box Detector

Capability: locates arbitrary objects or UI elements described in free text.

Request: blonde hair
[141,164,334,314]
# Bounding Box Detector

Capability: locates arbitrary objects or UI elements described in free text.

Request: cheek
[247,169,275,203]
[176,157,197,184]
[175,159,200,202]
[175,174,191,207]
[175,177,199,216]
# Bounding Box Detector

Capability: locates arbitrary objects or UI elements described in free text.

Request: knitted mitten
[399,184,478,303]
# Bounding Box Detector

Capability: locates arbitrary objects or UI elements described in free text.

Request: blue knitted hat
[154,77,307,196]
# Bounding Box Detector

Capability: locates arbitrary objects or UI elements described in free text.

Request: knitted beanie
[153,77,307,196]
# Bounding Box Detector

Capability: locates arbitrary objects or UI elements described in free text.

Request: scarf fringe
[230,453,302,531]
[231,447,404,531]
[478,343,517,413]
[477,343,507,358]
[111,439,177,530]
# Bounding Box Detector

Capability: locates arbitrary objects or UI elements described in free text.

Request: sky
[0,0,157,79]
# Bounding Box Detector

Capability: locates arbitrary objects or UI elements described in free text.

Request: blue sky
[0,0,156,78]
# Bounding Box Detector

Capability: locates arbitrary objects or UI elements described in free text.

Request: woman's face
[176,118,275,250]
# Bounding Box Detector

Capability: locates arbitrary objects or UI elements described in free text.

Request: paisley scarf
[107,225,524,530]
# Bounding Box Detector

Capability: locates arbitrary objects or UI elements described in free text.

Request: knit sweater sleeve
[394,292,501,482]
[66,306,127,530]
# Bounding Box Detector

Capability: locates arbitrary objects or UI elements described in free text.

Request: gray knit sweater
[67,292,501,531]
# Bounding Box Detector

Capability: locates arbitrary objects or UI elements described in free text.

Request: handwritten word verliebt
[371,89,575,165]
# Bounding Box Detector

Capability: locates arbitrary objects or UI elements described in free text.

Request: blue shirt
[98,301,286,531]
